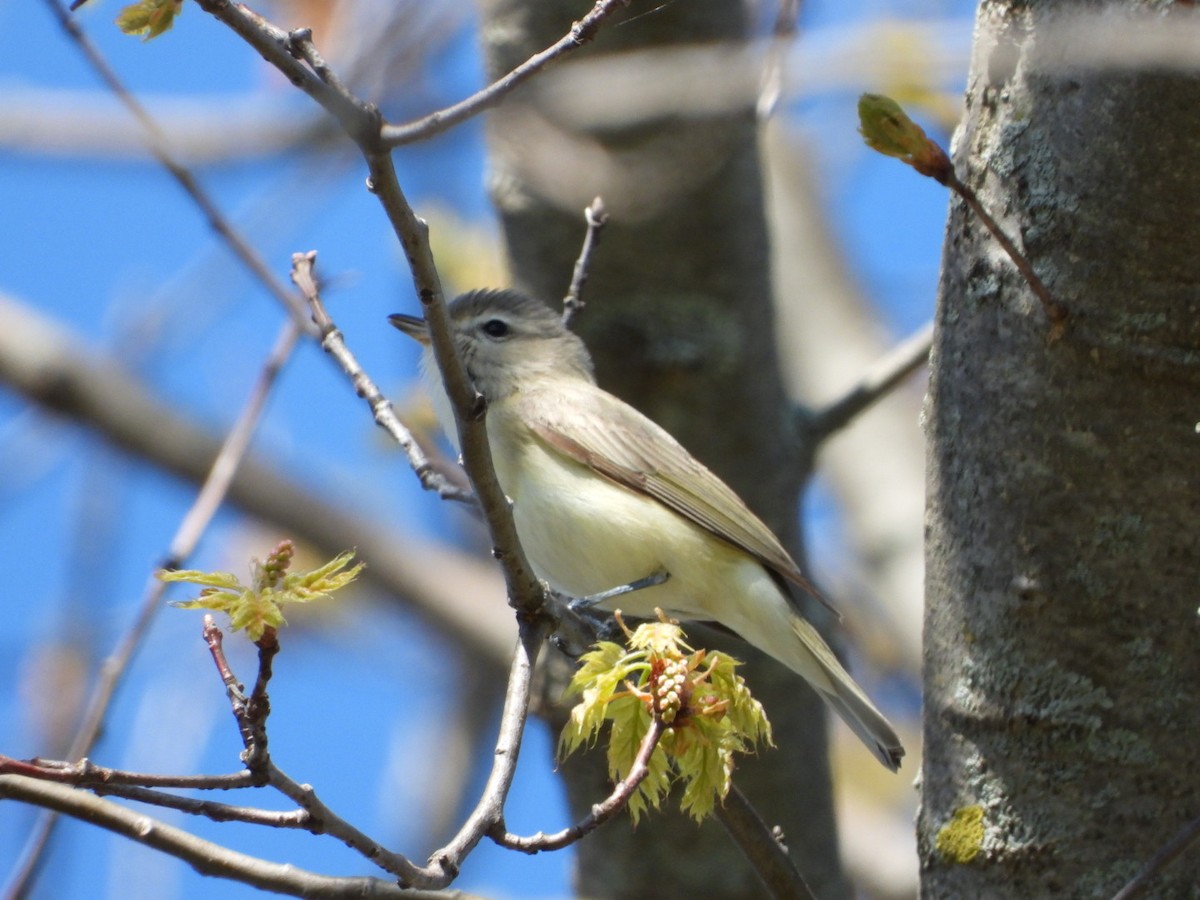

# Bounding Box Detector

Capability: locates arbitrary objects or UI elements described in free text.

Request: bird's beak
[388,313,430,345]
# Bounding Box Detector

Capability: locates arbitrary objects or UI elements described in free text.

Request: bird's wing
[520,385,837,617]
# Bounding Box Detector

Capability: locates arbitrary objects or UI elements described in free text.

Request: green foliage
[857,92,952,183]
[116,0,182,41]
[559,617,772,824]
[161,541,363,642]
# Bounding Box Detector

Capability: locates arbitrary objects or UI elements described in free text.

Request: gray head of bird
[389,289,595,402]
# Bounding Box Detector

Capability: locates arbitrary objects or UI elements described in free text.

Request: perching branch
[184,5,544,616]
[403,621,552,889]
[381,0,632,147]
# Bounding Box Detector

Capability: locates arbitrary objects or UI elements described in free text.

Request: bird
[390,288,904,771]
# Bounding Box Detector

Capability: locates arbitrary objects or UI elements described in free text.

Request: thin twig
[407,621,550,888]
[264,759,427,883]
[805,319,933,441]
[88,784,314,829]
[43,0,314,332]
[191,1,548,621]
[0,756,254,791]
[381,0,633,147]
[364,124,548,617]
[492,715,665,853]
[292,251,475,505]
[945,169,1069,331]
[0,776,476,900]
[198,618,427,882]
[3,318,300,900]
[203,616,248,706]
[715,784,816,900]
[1111,811,1200,900]
[562,197,609,328]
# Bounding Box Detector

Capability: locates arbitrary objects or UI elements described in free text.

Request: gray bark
[478,0,848,896]
[921,1,1200,896]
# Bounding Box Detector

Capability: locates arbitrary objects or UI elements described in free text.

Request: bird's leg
[568,568,670,611]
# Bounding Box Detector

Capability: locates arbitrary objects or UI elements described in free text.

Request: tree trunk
[478,0,848,896]
[921,1,1200,896]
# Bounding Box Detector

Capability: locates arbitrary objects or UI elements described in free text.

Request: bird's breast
[485,402,756,621]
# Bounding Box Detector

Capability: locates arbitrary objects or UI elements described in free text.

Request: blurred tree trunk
[921,0,1200,895]
[478,0,849,896]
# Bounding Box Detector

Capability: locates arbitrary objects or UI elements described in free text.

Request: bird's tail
[787,614,905,771]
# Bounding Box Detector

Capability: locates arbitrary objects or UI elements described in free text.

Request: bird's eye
[481,318,510,339]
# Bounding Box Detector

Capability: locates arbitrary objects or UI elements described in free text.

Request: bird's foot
[568,568,670,611]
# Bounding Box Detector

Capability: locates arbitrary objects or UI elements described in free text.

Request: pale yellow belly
[497,437,754,622]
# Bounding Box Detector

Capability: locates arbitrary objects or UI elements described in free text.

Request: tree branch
[0,775,478,900]
[292,250,474,504]
[0,292,515,669]
[715,785,816,900]
[1111,811,1200,900]
[405,621,551,889]
[804,319,932,442]
[945,169,1069,331]
[0,756,254,791]
[3,316,301,899]
[492,715,665,853]
[561,197,609,328]
[381,0,632,147]
[42,0,315,332]
[199,617,429,883]
[187,8,544,617]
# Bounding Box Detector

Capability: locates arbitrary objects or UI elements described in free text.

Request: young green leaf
[559,615,772,824]
[116,0,183,40]
[161,541,363,642]
[857,92,952,183]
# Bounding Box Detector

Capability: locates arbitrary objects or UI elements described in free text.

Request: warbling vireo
[390,289,904,771]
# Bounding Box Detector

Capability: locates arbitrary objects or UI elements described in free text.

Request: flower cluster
[559,613,772,823]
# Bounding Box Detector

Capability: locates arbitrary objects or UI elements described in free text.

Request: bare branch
[805,319,932,441]
[199,617,429,883]
[406,623,550,889]
[715,785,816,900]
[0,756,254,791]
[945,170,1069,331]
[0,293,515,668]
[492,715,666,853]
[381,0,633,147]
[561,197,609,328]
[360,146,548,617]
[1111,811,1200,900]
[0,775,479,900]
[4,316,301,898]
[292,251,474,504]
[86,785,313,830]
[43,0,315,332]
